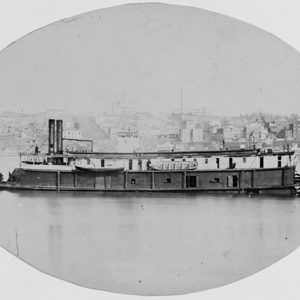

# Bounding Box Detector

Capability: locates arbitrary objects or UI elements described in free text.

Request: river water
[0,155,300,296]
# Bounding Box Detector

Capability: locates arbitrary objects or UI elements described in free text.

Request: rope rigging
[20,137,48,154]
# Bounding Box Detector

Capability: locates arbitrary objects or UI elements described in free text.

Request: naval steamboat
[0,119,298,195]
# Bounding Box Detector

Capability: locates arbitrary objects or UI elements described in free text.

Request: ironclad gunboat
[0,119,297,195]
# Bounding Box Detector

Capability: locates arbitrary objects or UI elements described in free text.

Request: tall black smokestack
[56,120,63,154]
[48,119,55,155]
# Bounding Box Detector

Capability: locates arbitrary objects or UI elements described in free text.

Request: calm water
[0,156,299,295]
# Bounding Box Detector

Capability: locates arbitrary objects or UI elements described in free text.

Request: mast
[179,88,183,150]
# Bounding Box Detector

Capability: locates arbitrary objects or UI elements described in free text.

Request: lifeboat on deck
[149,161,197,171]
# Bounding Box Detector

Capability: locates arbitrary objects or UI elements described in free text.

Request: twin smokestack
[48,119,63,155]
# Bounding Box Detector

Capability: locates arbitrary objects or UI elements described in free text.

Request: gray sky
[0,1,300,115]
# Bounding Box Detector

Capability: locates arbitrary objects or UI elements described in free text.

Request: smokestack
[48,119,55,155]
[56,120,63,154]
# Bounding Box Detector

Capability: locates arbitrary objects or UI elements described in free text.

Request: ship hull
[0,166,296,195]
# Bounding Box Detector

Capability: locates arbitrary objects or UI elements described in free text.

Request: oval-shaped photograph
[0,2,300,296]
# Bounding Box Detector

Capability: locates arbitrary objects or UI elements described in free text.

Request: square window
[165,178,171,184]
[227,175,238,187]
[187,176,197,188]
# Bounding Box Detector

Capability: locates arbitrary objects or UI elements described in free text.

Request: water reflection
[0,190,300,295]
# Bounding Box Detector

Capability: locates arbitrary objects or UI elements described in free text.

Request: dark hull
[0,166,296,195]
[0,184,296,196]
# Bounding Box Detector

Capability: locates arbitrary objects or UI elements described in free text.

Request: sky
[0,0,300,116]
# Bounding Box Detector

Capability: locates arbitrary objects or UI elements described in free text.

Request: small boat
[149,161,197,171]
[75,166,124,172]
[21,163,75,172]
